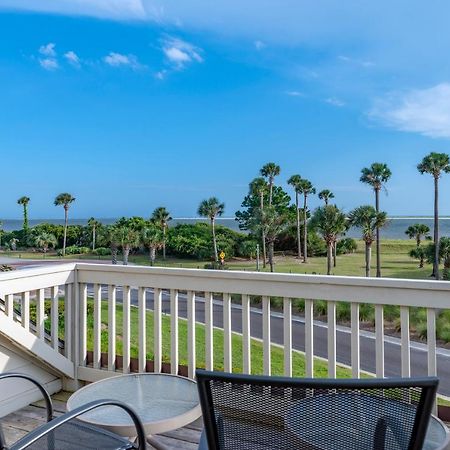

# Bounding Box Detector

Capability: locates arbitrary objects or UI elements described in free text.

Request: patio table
[67,373,202,450]
[285,393,450,450]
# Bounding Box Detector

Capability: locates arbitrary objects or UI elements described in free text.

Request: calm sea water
[2,217,449,240]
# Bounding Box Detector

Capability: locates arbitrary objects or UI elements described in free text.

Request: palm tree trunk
[63,207,68,257]
[150,246,156,266]
[327,242,332,275]
[123,245,130,265]
[23,205,28,231]
[212,218,218,262]
[375,189,381,277]
[434,176,440,280]
[365,242,371,277]
[260,193,267,268]
[416,236,420,247]
[111,245,118,265]
[296,192,301,259]
[419,257,424,268]
[302,195,308,263]
[269,180,273,206]
[269,241,274,272]
[92,226,96,251]
[333,240,337,267]
[163,227,166,260]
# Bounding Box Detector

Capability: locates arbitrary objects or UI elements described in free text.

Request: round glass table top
[67,373,201,434]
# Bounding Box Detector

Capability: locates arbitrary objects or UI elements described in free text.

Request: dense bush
[64,245,91,255]
[336,238,358,255]
[93,247,111,256]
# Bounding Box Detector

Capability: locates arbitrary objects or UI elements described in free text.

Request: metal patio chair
[196,370,439,450]
[0,373,146,450]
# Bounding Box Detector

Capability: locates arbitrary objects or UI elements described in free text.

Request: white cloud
[39,58,59,70]
[64,50,80,67]
[369,83,450,139]
[103,52,142,69]
[155,70,167,80]
[285,91,304,97]
[325,97,345,107]
[338,55,374,68]
[39,43,56,57]
[254,40,266,50]
[162,36,203,69]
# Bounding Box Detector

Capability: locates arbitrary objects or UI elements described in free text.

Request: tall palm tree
[54,193,76,257]
[360,163,391,277]
[198,197,225,262]
[142,223,164,266]
[349,205,387,277]
[249,177,268,268]
[262,206,289,272]
[108,226,121,265]
[405,224,430,247]
[417,152,450,280]
[151,207,172,260]
[310,205,347,275]
[34,232,57,257]
[288,174,302,259]
[260,162,280,206]
[17,196,30,232]
[298,178,316,263]
[318,189,334,206]
[116,226,140,265]
[87,217,101,251]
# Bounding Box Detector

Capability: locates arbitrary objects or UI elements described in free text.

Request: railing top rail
[0,263,76,282]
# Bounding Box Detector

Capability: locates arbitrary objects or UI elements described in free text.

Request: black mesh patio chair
[0,373,146,450]
[196,370,439,450]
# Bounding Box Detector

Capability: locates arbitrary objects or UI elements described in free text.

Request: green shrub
[64,245,90,255]
[336,238,358,255]
[93,247,111,256]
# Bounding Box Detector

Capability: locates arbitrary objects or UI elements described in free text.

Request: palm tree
[318,189,334,206]
[405,224,430,247]
[349,205,387,277]
[54,193,76,257]
[108,226,121,265]
[198,197,225,262]
[298,178,316,263]
[249,177,268,268]
[417,152,450,280]
[262,206,289,272]
[310,205,347,275]
[260,162,280,206]
[34,232,57,257]
[142,223,164,266]
[17,196,30,232]
[151,207,172,259]
[116,226,140,265]
[360,163,391,277]
[288,174,302,259]
[409,247,427,268]
[87,217,101,251]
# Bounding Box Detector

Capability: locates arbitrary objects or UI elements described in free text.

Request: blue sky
[1,1,450,219]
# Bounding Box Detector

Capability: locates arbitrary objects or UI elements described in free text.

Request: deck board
[0,391,202,449]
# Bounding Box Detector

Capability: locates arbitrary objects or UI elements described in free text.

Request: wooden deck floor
[1,391,203,449]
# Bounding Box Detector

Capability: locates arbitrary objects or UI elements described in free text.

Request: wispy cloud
[103,52,143,70]
[369,83,450,139]
[325,97,345,107]
[38,43,58,70]
[39,43,56,57]
[338,55,374,68]
[285,91,304,97]
[254,40,266,51]
[161,36,203,69]
[64,51,81,68]
[39,58,59,71]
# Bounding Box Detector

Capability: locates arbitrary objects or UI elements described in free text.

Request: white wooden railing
[0,262,450,392]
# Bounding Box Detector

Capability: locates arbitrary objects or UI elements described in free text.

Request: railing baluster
[305,299,314,377]
[400,306,411,377]
[108,285,116,372]
[205,291,214,371]
[187,291,196,379]
[262,296,271,376]
[350,302,360,378]
[64,284,72,360]
[122,285,131,374]
[327,301,337,378]
[242,294,251,374]
[93,284,102,369]
[283,297,292,377]
[170,289,179,375]
[153,288,162,373]
[37,289,45,339]
[375,304,384,377]
[5,294,13,318]
[21,291,30,332]
[138,287,146,373]
[50,287,59,349]
[427,308,437,376]
[223,293,232,373]
[80,283,87,366]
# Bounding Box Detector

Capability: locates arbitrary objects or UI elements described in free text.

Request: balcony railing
[0,262,449,402]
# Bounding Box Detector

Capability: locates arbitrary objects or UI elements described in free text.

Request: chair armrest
[10,399,147,450]
[0,373,53,422]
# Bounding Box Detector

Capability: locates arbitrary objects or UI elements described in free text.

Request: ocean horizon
[1,217,450,240]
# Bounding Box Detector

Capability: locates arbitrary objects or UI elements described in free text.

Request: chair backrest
[196,370,438,450]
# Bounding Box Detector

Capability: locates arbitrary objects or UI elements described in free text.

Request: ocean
[1,217,449,240]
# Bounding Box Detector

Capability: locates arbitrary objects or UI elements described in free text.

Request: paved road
[88,285,450,396]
